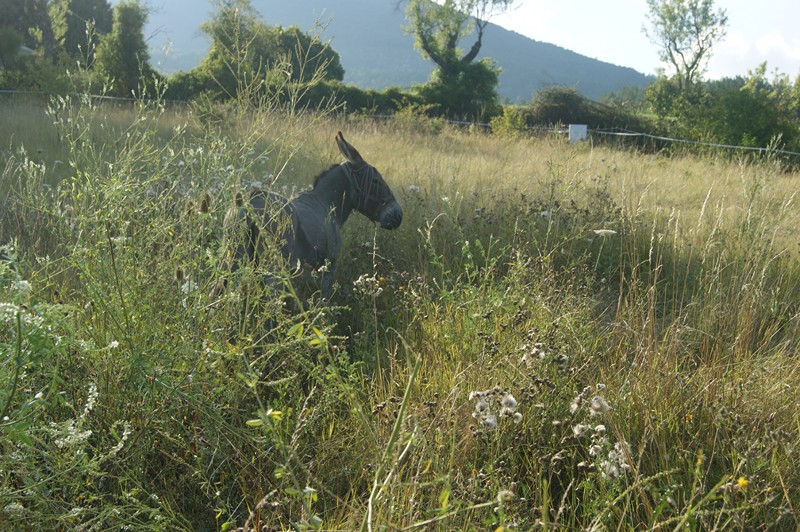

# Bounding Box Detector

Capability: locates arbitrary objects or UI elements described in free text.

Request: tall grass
[1,93,798,530]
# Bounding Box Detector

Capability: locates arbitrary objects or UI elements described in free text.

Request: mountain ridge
[141,0,652,102]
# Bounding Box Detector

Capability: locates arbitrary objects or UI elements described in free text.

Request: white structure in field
[569,124,588,143]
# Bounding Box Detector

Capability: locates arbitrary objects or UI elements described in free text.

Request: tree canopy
[644,0,728,91]
[404,0,511,120]
[196,0,343,98]
[49,0,113,62]
[94,0,154,97]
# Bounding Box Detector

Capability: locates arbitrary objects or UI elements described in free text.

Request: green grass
[1,94,799,530]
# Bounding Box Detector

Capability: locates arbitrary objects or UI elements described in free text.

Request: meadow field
[1,94,799,530]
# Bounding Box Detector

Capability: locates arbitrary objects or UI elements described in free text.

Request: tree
[94,0,155,97]
[197,0,343,98]
[49,0,113,63]
[644,0,728,91]
[0,0,57,57]
[0,27,23,70]
[404,0,511,119]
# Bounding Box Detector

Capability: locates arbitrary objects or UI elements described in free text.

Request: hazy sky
[492,0,800,79]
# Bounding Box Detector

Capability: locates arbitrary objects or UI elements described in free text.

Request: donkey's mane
[312,164,340,189]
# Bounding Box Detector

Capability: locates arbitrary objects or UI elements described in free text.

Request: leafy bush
[529,86,648,131]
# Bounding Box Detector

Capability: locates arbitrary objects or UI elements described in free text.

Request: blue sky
[492,0,800,79]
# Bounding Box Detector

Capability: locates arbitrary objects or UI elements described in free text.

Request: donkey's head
[336,132,403,230]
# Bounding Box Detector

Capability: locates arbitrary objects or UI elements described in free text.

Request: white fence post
[569,124,588,143]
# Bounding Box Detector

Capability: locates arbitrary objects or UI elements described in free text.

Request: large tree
[49,0,113,63]
[643,0,728,91]
[406,0,511,76]
[404,0,511,119]
[94,0,154,97]
[198,0,343,98]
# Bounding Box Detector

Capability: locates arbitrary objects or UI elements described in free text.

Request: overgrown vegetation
[1,85,799,529]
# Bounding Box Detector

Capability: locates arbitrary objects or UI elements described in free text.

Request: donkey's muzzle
[380,201,403,230]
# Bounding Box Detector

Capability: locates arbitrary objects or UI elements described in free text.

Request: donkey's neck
[310,164,356,226]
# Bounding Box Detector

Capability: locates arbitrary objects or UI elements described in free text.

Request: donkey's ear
[336,131,365,166]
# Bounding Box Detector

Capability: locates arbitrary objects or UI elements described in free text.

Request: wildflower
[589,395,612,417]
[593,229,617,237]
[4,502,25,516]
[408,185,420,193]
[481,413,497,430]
[594,424,606,437]
[82,382,98,418]
[512,412,523,424]
[13,280,32,294]
[501,394,518,410]
[572,423,590,438]
[181,280,198,295]
[107,340,119,349]
[474,397,490,414]
[353,274,383,297]
[570,396,582,414]
[497,490,515,502]
[737,477,749,490]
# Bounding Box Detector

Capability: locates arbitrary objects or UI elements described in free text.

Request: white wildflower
[481,413,497,430]
[589,395,612,417]
[408,185,420,193]
[594,424,607,437]
[82,382,99,419]
[513,412,523,424]
[4,502,25,516]
[13,280,31,294]
[593,229,617,237]
[572,423,590,438]
[107,340,119,349]
[501,394,518,410]
[474,397,490,414]
[570,395,582,414]
[181,280,198,295]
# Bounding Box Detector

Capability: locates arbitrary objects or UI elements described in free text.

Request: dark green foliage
[49,0,113,62]
[529,86,649,131]
[414,58,501,121]
[94,0,157,97]
[646,69,800,153]
[193,0,344,99]
[0,27,24,69]
[0,0,56,56]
